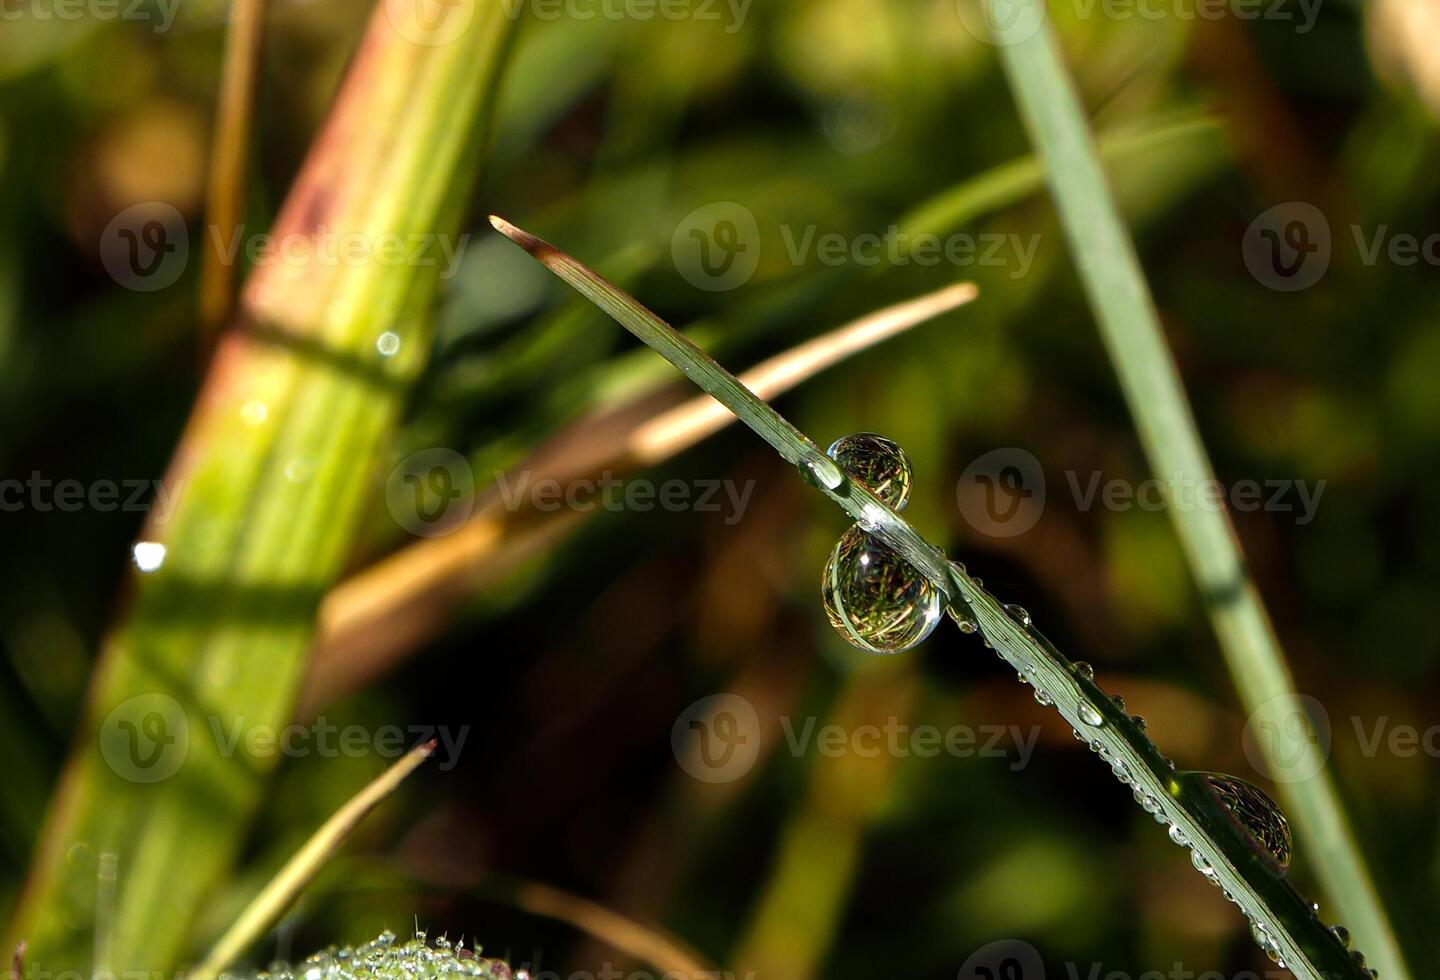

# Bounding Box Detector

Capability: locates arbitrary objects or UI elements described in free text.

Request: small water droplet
[1131,714,1147,732]
[821,525,941,653]
[1033,688,1054,707]
[1004,603,1032,627]
[946,605,979,633]
[826,433,913,509]
[1330,925,1351,948]
[800,454,846,491]
[1078,702,1104,727]
[1110,694,1127,712]
[1191,850,1217,877]
[1168,824,1190,847]
[377,331,402,356]
[132,541,167,573]
[1073,660,1095,681]
[1351,950,1367,969]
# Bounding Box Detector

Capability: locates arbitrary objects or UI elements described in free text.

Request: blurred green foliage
[1,1,1437,978]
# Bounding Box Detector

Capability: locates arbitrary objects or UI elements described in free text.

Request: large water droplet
[821,525,941,653]
[1195,772,1292,871]
[826,432,913,509]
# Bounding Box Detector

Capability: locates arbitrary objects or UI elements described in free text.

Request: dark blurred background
[1,1,1437,977]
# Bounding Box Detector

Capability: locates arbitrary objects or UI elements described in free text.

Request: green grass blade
[492,218,1373,980]
[984,3,1408,978]
[6,6,515,975]
[189,742,435,980]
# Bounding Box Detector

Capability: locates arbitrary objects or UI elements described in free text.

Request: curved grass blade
[189,742,436,980]
[489,217,1373,980]
[983,3,1407,977]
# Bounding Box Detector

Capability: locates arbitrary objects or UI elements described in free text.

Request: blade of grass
[490,216,1373,980]
[198,0,267,353]
[984,5,1408,978]
[189,742,436,980]
[6,5,516,975]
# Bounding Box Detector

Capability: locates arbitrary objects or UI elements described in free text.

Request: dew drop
[1168,824,1190,847]
[1131,714,1148,732]
[1194,772,1292,871]
[1073,660,1095,681]
[821,525,941,653]
[377,331,402,356]
[826,433,913,509]
[1110,694,1127,712]
[1330,925,1351,948]
[1004,603,1032,627]
[1078,701,1105,727]
[1191,849,1217,878]
[946,605,979,634]
[800,453,846,491]
[1033,688,1054,707]
[132,541,167,573]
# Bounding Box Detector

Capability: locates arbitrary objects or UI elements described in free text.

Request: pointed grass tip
[489,214,554,259]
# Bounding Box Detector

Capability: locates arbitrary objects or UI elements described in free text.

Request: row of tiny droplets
[946,571,1375,980]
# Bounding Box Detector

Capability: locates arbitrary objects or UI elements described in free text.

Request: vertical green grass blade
[6,5,515,975]
[983,3,1409,977]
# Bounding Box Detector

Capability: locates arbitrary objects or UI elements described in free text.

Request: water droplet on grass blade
[376,331,401,356]
[826,432,913,508]
[1078,701,1104,727]
[821,525,941,653]
[800,454,846,491]
[1193,772,1293,871]
[1073,660,1094,681]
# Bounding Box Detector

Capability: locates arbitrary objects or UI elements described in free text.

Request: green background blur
[0,1,1437,977]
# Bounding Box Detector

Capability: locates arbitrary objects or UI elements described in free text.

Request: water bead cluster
[234,931,523,980]
[819,434,941,654]
[816,433,1374,976]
